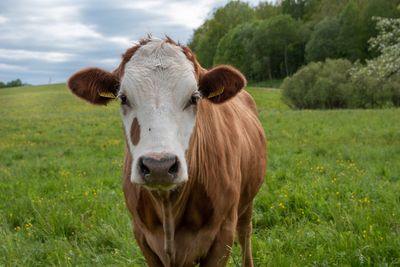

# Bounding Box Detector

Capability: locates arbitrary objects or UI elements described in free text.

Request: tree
[360,0,400,58]
[255,2,280,20]
[214,21,260,80]
[350,13,400,107]
[305,18,340,62]
[302,0,322,21]
[281,0,308,19]
[336,1,366,61]
[189,21,212,68]
[6,79,23,87]
[353,16,400,80]
[252,15,303,79]
[188,1,255,68]
[0,79,24,89]
[308,0,355,21]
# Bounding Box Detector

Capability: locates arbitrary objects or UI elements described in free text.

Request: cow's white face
[119,39,198,189]
[67,36,246,191]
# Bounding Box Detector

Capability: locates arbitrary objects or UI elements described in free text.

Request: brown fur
[123,89,266,266]
[67,67,119,105]
[130,117,141,146]
[198,65,247,104]
[68,37,266,267]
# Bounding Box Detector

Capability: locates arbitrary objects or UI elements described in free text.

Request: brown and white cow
[68,37,266,267]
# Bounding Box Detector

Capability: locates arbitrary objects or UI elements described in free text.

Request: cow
[67,36,266,267]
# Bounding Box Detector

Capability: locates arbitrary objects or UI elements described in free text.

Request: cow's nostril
[139,157,150,177]
[168,159,179,176]
[138,153,180,184]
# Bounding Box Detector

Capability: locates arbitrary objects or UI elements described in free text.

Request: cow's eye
[190,91,201,105]
[184,91,201,110]
[119,94,128,105]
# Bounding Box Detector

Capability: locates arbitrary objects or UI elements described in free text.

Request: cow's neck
[147,184,191,220]
[156,191,176,267]
[147,189,192,267]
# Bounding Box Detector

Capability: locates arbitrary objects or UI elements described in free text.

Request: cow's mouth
[141,177,187,191]
[143,182,182,191]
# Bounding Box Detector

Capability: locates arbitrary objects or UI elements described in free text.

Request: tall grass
[0,84,399,266]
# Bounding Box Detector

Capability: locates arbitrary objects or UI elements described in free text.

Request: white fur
[119,38,198,185]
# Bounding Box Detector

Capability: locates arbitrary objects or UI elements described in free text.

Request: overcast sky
[0,0,268,85]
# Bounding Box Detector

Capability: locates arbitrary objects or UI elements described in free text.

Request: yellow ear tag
[99,91,116,99]
[208,86,224,99]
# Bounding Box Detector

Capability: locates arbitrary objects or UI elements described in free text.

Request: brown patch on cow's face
[131,117,141,146]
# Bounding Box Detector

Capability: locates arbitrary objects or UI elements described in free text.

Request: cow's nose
[138,153,180,184]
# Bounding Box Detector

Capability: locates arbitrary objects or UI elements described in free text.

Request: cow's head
[68,37,246,190]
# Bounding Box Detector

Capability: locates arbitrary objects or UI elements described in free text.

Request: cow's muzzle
[137,152,181,189]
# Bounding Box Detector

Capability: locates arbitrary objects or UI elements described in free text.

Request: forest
[189,0,400,108]
[189,0,400,81]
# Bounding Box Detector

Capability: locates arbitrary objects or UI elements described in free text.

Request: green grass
[1,84,399,266]
[248,79,283,89]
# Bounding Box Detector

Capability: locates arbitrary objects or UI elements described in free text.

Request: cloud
[0,0,264,84]
[0,49,75,62]
[0,3,133,50]
[91,58,121,66]
[0,63,28,71]
[120,0,224,29]
[108,36,134,47]
[0,15,8,25]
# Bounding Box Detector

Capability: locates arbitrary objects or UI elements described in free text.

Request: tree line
[0,79,27,89]
[188,0,400,81]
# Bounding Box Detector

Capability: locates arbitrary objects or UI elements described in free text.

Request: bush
[348,74,400,108]
[281,59,400,109]
[281,59,352,109]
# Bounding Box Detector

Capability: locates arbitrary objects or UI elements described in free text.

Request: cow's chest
[133,184,228,266]
[141,223,218,267]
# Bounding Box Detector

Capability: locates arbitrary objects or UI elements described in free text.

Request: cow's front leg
[200,216,237,267]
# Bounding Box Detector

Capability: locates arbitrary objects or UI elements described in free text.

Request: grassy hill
[1,84,399,266]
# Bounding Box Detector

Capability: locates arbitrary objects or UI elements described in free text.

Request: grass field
[1,84,399,266]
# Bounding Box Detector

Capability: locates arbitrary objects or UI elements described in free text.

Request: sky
[0,0,268,85]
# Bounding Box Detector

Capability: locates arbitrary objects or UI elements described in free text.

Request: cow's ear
[198,65,246,104]
[68,68,119,105]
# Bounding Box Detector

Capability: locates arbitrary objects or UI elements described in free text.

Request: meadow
[0,84,399,266]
